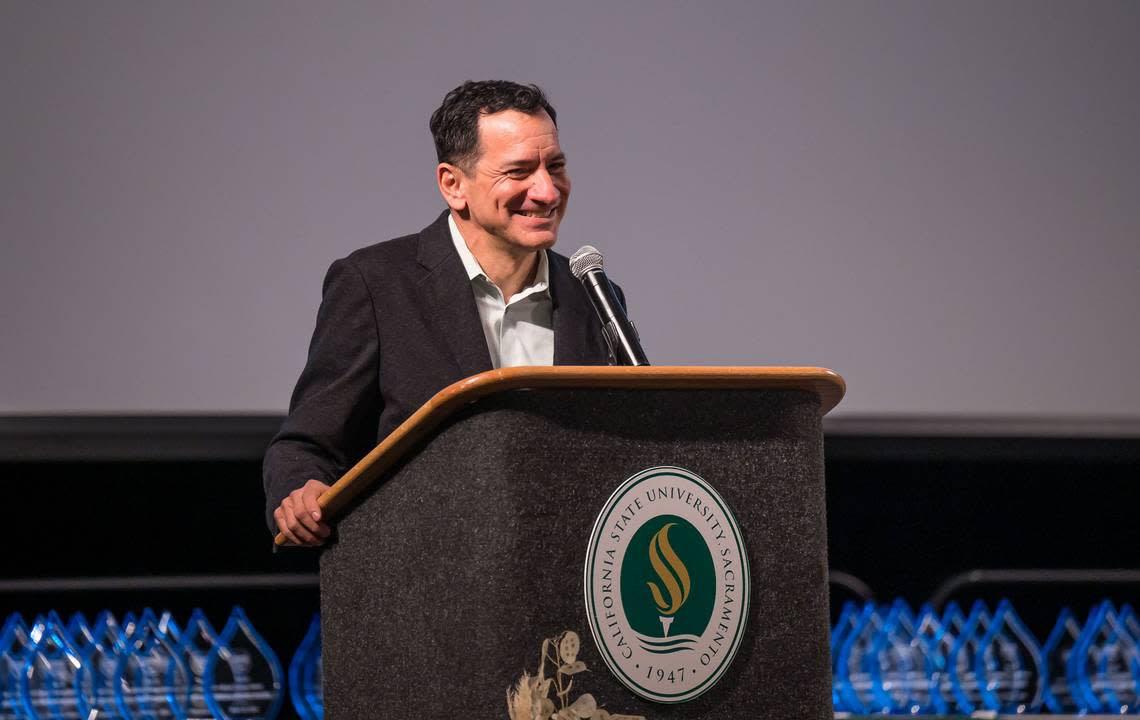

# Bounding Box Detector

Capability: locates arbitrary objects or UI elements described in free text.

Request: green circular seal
[583,466,750,703]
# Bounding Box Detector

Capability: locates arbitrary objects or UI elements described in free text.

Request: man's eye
[508,169,530,179]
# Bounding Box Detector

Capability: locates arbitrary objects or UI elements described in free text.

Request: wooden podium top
[275,366,844,546]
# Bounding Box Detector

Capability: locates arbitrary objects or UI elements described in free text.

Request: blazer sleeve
[262,257,382,533]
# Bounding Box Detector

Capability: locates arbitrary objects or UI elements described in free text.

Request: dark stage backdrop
[2,1,1139,424]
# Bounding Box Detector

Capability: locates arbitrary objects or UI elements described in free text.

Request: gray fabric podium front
[311,367,844,719]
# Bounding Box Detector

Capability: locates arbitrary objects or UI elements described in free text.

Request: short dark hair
[429,80,557,168]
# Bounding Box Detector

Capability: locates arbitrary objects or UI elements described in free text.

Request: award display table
[280,366,845,719]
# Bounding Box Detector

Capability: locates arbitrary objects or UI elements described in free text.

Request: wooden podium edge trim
[275,366,845,546]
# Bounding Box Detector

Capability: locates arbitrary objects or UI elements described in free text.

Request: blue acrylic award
[113,618,192,720]
[1041,606,1082,713]
[288,615,322,720]
[75,612,126,720]
[157,611,182,644]
[867,601,914,714]
[178,609,220,720]
[1071,600,1139,714]
[870,600,939,715]
[118,613,139,649]
[1092,602,1139,713]
[1121,604,1140,641]
[1,615,32,720]
[913,603,951,715]
[929,601,965,712]
[836,601,883,714]
[19,612,82,720]
[203,607,284,720]
[975,599,1044,713]
[946,600,991,714]
[301,625,322,720]
[829,602,859,712]
[65,613,94,657]
[155,616,193,719]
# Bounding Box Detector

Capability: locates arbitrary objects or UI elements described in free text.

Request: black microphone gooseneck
[569,246,649,366]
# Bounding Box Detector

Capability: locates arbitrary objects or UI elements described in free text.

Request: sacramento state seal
[584,466,750,703]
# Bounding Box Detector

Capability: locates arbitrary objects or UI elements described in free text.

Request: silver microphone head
[569,245,604,280]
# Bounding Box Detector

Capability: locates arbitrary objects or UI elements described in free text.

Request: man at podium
[264,80,615,546]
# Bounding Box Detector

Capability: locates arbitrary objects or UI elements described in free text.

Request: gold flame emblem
[646,522,691,615]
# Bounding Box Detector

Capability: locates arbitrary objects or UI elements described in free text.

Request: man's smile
[515,207,557,219]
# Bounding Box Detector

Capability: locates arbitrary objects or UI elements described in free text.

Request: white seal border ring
[582,465,751,704]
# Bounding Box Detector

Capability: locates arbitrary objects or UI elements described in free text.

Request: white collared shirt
[448,214,554,369]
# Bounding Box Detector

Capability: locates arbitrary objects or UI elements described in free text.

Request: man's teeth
[518,209,554,218]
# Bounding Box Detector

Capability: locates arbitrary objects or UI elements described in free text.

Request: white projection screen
[2,1,1139,429]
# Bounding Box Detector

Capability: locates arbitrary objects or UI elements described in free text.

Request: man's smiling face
[455,108,569,256]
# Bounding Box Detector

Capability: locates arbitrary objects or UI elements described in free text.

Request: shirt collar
[448,213,550,297]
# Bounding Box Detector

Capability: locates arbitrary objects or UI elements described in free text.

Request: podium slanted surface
[312,366,844,719]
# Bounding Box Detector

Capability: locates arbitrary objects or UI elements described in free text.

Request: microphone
[569,245,649,366]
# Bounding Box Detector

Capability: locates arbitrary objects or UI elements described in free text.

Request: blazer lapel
[417,211,494,379]
[550,251,610,366]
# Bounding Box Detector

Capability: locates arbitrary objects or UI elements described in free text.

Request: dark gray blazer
[262,210,615,531]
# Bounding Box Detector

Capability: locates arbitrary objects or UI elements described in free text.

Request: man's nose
[528,168,560,205]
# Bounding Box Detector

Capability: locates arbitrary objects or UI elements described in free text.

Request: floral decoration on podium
[507,630,646,720]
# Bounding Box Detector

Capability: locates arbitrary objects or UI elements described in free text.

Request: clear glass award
[946,600,991,714]
[203,607,284,720]
[75,612,126,720]
[19,612,82,720]
[836,601,883,714]
[1041,606,1082,713]
[178,609,219,720]
[976,599,1044,713]
[288,616,321,720]
[2,614,32,720]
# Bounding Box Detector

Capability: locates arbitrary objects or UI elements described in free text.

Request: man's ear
[437,163,467,212]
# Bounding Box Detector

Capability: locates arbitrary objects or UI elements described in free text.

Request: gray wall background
[2,1,1138,420]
